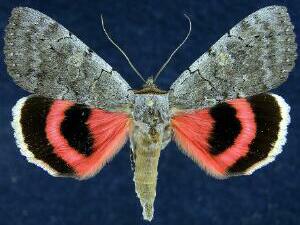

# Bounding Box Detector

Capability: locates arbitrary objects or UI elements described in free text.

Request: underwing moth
[4,6,297,221]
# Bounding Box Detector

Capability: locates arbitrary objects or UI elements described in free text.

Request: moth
[4,6,297,221]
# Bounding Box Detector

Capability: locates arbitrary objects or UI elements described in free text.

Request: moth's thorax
[131,93,171,148]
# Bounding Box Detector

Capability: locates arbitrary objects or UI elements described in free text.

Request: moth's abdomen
[133,145,161,221]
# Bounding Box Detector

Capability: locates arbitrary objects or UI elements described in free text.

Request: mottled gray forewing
[4,7,132,111]
[169,6,297,110]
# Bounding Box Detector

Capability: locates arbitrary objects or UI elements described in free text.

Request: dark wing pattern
[172,94,290,178]
[12,96,130,179]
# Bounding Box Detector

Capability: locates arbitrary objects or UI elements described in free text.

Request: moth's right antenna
[101,15,146,82]
[154,14,192,82]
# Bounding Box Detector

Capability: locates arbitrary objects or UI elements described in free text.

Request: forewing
[171,94,290,178]
[12,95,130,179]
[5,7,132,111]
[169,6,297,110]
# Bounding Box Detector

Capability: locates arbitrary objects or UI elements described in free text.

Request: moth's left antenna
[154,14,192,82]
[101,15,146,82]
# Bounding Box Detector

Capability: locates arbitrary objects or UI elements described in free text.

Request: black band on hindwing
[208,102,242,155]
[20,96,74,174]
[60,104,94,156]
[228,94,282,173]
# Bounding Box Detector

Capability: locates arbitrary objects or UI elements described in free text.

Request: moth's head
[133,77,167,94]
[145,77,155,86]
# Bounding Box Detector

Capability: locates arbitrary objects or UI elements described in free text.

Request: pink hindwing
[172,94,290,178]
[12,95,130,179]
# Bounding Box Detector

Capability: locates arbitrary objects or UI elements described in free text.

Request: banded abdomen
[131,130,162,221]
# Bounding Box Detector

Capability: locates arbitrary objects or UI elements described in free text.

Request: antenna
[154,14,192,82]
[101,15,146,82]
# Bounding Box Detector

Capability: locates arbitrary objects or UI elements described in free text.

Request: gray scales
[4,6,297,221]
